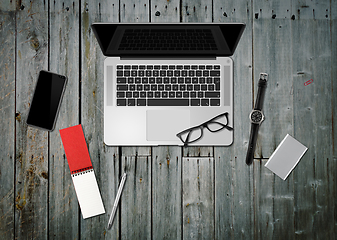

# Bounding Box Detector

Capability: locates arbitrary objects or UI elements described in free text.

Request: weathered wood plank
[292,0,334,239]
[14,0,49,239]
[213,0,254,239]
[48,1,80,239]
[120,0,150,22]
[181,0,212,23]
[151,0,179,22]
[253,0,294,158]
[182,157,214,239]
[80,0,120,238]
[0,0,19,12]
[0,7,15,239]
[332,0,337,235]
[254,160,295,239]
[152,147,182,239]
[252,0,296,239]
[121,156,151,239]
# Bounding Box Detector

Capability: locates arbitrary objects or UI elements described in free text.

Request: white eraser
[265,134,308,180]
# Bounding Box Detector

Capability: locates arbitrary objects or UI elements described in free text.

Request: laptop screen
[92,23,245,57]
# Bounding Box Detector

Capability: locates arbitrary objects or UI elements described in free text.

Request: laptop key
[127,99,135,106]
[117,85,128,91]
[117,92,125,98]
[147,99,189,106]
[137,99,146,106]
[191,99,200,106]
[117,78,126,84]
[210,70,220,76]
[201,99,209,106]
[210,99,220,106]
[117,99,126,106]
[205,92,220,98]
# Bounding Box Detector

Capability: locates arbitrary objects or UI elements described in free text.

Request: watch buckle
[260,73,268,81]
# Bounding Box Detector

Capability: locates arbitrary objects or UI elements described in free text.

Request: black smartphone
[26,70,67,131]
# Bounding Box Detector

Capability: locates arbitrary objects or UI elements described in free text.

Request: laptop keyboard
[118,29,218,51]
[116,65,221,107]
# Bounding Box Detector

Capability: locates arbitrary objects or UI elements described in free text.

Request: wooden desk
[0,0,336,239]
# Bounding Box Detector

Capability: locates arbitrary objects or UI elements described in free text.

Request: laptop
[92,23,245,146]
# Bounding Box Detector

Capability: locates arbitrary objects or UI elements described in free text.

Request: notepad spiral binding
[71,166,94,177]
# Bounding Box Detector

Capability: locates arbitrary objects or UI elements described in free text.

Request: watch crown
[260,73,268,81]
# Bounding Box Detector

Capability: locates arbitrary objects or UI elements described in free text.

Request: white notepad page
[72,170,105,219]
[265,134,308,180]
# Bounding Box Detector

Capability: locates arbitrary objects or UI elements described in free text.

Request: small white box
[265,134,308,180]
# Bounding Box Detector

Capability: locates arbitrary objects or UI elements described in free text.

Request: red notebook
[60,124,105,219]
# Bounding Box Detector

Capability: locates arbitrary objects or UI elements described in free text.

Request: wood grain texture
[120,0,150,22]
[121,156,152,240]
[0,0,336,239]
[213,0,254,239]
[14,0,49,239]
[80,0,119,238]
[252,0,295,239]
[152,147,182,239]
[182,157,214,240]
[0,7,15,240]
[332,0,337,235]
[292,0,334,239]
[151,0,180,22]
[49,1,80,239]
[181,0,212,23]
[253,0,294,158]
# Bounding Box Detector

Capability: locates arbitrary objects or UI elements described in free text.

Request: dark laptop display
[92,23,245,57]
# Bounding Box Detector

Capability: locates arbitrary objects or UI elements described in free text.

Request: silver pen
[107,172,127,230]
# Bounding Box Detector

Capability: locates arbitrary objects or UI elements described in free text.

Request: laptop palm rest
[146,110,190,141]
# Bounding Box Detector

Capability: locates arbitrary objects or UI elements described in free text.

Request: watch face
[250,110,263,124]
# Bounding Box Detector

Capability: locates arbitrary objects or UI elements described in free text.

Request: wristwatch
[246,73,268,165]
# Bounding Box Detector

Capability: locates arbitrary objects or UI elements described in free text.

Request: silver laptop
[92,23,245,146]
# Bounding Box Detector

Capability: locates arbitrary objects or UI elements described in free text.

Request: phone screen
[26,70,67,131]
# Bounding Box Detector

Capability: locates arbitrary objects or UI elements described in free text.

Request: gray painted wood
[151,0,180,22]
[254,160,295,239]
[181,0,212,23]
[332,0,337,235]
[292,0,334,239]
[121,155,152,239]
[253,0,294,158]
[0,0,336,239]
[0,7,15,240]
[80,0,120,238]
[213,0,254,239]
[120,0,150,22]
[14,0,49,239]
[252,1,295,239]
[152,147,182,239]
[182,157,214,240]
[48,1,80,239]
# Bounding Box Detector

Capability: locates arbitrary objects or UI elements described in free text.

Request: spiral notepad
[60,124,105,219]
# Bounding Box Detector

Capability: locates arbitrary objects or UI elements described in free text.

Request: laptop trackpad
[146,110,190,141]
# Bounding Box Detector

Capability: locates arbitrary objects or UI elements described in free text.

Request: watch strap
[246,117,260,165]
[255,74,268,110]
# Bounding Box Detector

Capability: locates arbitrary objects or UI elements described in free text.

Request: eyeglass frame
[176,112,233,147]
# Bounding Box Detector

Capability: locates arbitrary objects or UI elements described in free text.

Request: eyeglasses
[176,112,233,146]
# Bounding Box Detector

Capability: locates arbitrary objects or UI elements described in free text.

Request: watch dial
[251,111,262,123]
